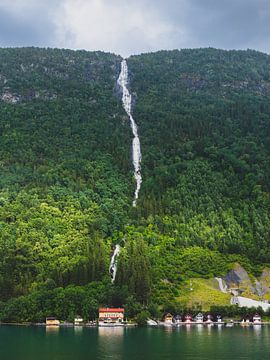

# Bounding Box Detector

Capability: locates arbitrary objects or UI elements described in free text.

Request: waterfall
[109,245,121,283]
[117,59,142,207]
[215,277,228,293]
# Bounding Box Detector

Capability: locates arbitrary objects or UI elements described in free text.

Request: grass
[177,278,231,310]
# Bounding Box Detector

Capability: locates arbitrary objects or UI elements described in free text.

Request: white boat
[147,319,158,326]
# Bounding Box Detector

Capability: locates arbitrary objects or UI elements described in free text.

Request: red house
[98,308,124,324]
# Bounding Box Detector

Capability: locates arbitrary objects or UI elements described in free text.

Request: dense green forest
[0,47,270,321]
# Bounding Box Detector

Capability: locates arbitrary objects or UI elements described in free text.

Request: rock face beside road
[223,263,270,297]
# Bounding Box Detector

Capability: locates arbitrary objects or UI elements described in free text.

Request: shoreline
[1,321,270,328]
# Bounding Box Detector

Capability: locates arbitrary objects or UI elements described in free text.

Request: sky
[0,0,269,57]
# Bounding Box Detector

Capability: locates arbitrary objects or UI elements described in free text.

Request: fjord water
[0,326,269,360]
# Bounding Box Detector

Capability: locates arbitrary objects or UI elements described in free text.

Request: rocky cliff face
[223,263,270,298]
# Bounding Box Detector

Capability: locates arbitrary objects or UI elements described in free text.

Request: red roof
[99,308,124,313]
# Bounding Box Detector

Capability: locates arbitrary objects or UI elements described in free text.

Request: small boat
[226,320,234,327]
[147,319,158,326]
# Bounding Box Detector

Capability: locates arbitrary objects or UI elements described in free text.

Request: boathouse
[74,316,84,326]
[98,308,124,323]
[164,313,173,324]
[46,317,60,326]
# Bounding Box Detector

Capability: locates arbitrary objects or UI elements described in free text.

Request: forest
[0,47,270,321]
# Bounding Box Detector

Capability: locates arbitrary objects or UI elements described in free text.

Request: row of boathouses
[44,308,265,327]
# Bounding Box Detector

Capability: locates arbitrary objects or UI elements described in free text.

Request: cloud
[0,0,269,55]
[55,0,183,57]
[0,0,60,47]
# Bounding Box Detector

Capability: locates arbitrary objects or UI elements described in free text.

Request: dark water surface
[0,325,269,360]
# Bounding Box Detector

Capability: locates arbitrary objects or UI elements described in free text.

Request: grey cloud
[0,1,62,47]
[151,0,270,52]
[0,0,269,54]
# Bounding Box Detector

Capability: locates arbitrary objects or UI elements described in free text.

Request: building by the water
[164,313,173,324]
[46,317,60,326]
[98,308,124,324]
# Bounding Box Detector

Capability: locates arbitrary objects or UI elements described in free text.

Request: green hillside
[0,47,270,321]
[128,48,270,261]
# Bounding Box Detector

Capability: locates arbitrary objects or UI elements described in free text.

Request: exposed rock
[1,91,20,104]
[0,89,57,104]
[224,263,255,294]
[258,268,270,295]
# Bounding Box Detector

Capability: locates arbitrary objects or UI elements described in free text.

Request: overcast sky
[0,0,269,57]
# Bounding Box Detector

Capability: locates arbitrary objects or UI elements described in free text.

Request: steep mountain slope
[1,47,270,321]
[127,48,270,262]
[0,48,133,299]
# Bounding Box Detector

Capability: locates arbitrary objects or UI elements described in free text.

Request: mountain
[0,47,270,322]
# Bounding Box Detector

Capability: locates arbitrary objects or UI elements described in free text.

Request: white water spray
[215,277,228,293]
[117,59,142,207]
[109,245,121,283]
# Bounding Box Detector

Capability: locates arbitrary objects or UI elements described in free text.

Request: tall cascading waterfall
[117,59,142,207]
[109,245,121,283]
[108,60,143,282]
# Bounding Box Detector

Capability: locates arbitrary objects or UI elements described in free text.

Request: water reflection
[216,324,223,334]
[1,325,270,360]
[98,326,124,337]
[163,326,173,334]
[98,327,124,359]
[253,325,262,337]
[185,324,192,334]
[46,326,59,335]
[206,324,213,334]
[74,326,83,334]
[196,324,204,335]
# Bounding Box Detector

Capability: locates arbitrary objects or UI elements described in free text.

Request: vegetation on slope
[1,47,270,321]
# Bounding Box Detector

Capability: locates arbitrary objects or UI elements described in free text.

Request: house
[253,314,262,324]
[174,315,182,324]
[164,313,173,324]
[216,315,224,324]
[194,313,204,323]
[184,315,193,323]
[205,314,213,324]
[46,317,60,326]
[74,316,84,326]
[98,308,124,324]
